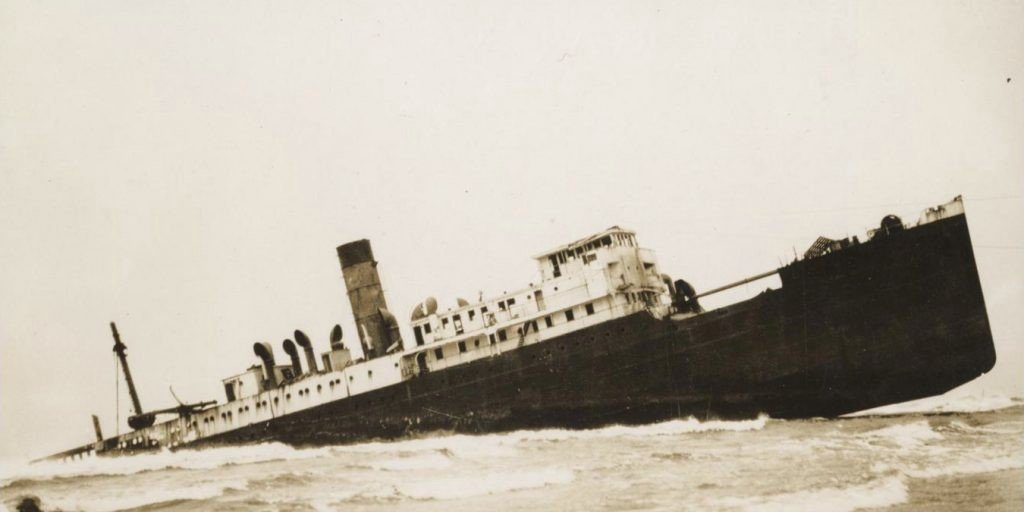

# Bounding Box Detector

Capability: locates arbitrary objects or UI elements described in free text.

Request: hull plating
[196,214,994,447]
[48,213,996,459]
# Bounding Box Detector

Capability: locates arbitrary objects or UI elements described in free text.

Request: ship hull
[190,213,994,447]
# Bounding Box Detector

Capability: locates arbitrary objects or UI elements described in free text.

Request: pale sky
[2,1,1022,460]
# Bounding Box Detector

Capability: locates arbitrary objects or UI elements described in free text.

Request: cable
[115,353,120,437]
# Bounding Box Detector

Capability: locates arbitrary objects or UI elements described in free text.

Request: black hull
[190,213,994,448]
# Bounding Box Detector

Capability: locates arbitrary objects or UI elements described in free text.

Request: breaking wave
[848,393,1021,416]
[2,416,766,488]
[507,414,770,442]
[0,443,329,485]
[36,480,244,512]
[858,421,943,448]
[329,415,768,457]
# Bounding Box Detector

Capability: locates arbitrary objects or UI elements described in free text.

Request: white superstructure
[402,226,671,375]
[55,226,672,460]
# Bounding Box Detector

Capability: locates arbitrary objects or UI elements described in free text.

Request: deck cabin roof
[532,225,635,260]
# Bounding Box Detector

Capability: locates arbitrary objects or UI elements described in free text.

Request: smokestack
[337,240,402,359]
[294,329,318,374]
[282,339,302,377]
[253,342,278,389]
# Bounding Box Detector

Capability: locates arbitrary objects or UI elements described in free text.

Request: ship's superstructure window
[399,225,667,384]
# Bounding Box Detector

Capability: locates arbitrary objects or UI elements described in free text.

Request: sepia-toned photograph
[2,1,1022,511]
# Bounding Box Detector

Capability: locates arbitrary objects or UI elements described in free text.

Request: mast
[110,322,143,415]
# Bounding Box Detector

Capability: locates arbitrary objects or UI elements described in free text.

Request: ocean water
[2,395,1021,512]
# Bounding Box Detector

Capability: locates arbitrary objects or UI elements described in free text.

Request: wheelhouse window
[550,255,562,277]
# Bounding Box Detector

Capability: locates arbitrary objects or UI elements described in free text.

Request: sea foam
[395,467,575,500]
[714,476,908,512]
[859,421,943,448]
[848,393,1020,417]
[37,480,244,512]
[1,442,329,484]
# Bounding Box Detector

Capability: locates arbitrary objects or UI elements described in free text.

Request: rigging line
[115,353,120,437]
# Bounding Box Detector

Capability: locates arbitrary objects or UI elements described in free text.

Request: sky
[1,1,1021,460]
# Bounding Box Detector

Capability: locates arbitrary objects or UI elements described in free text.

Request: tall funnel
[337,240,400,359]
